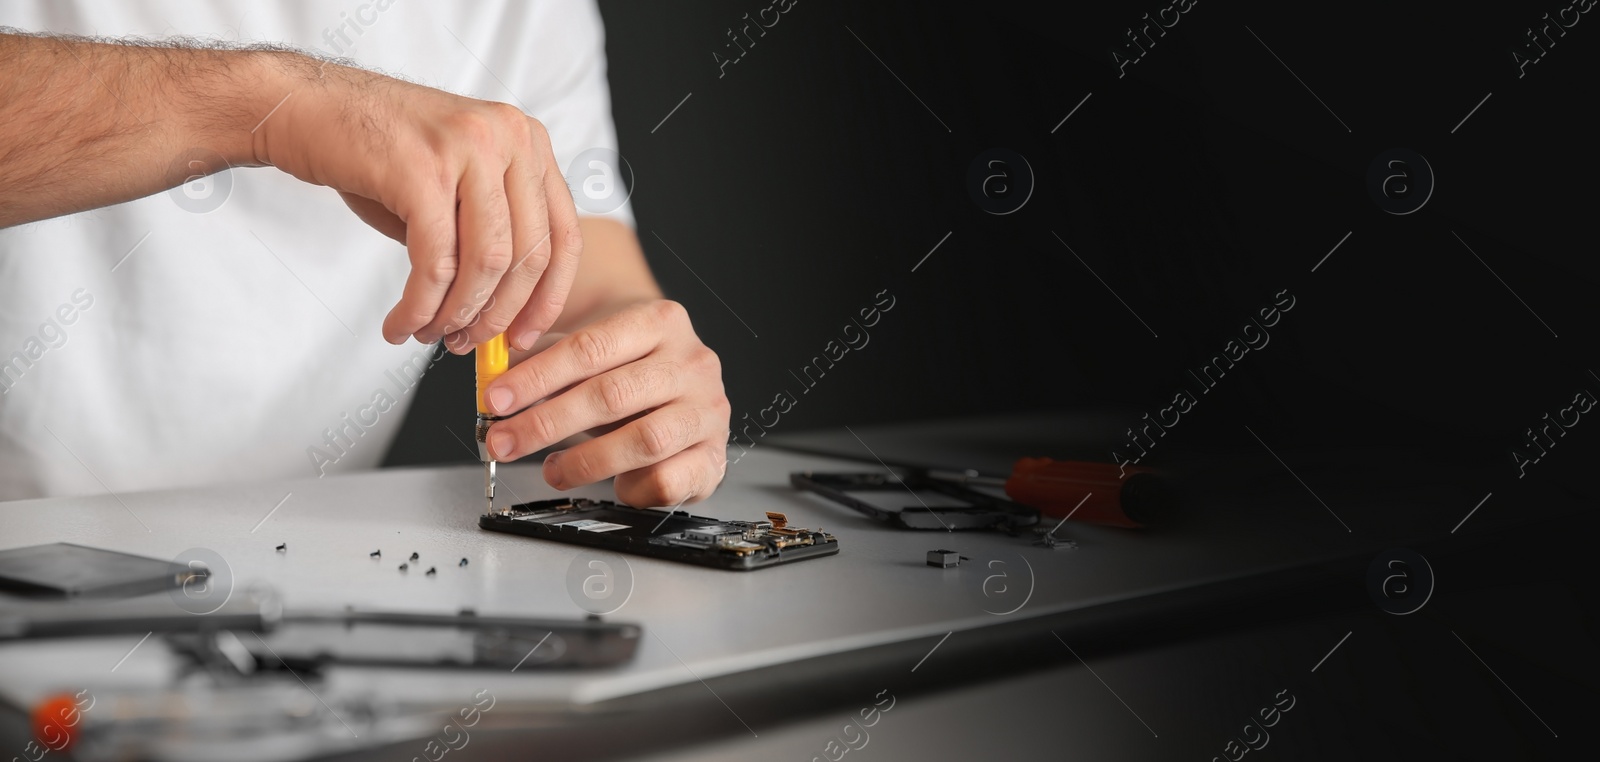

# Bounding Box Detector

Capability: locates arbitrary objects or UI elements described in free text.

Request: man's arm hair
[0,29,334,227]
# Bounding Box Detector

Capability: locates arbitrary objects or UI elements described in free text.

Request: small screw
[409,552,420,561]
[275,543,286,552]
[459,558,469,567]
[399,563,409,571]
[426,567,437,575]
[370,550,381,558]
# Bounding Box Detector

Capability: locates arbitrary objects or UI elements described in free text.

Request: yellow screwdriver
[475,334,509,513]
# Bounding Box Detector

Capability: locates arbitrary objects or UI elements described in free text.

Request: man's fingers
[543,404,724,492]
[612,441,728,508]
[483,304,674,417]
[421,162,515,349]
[506,223,580,352]
[471,152,551,347]
[382,197,456,344]
[507,144,584,351]
[487,359,685,461]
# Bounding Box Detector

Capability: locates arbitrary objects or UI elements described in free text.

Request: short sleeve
[513,0,636,230]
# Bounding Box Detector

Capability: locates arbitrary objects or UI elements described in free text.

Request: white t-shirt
[0,0,634,501]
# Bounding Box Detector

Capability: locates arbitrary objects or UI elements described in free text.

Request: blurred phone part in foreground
[0,543,196,599]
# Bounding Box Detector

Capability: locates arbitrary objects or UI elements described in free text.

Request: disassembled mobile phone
[0,542,195,599]
[789,471,1039,531]
[480,499,839,571]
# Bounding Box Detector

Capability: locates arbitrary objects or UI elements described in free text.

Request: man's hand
[254,60,583,353]
[480,299,731,508]
[0,35,581,353]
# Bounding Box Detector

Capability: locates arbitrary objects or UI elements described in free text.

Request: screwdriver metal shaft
[484,459,496,512]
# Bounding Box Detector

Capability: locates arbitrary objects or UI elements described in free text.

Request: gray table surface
[0,443,1371,758]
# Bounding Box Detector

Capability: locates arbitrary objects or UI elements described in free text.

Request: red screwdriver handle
[1004,457,1165,528]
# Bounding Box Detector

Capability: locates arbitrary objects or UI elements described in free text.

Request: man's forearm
[0,31,289,227]
[552,217,665,333]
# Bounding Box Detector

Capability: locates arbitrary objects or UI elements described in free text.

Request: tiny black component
[480,498,839,571]
[275,543,286,552]
[1036,533,1077,550]
[425,567,437,575]
[459,558,468,567]
[409,552,420,561]
[790,471,1038,531]
[398,563,409,572]
[926,549,969,568]
[370,550,381,558]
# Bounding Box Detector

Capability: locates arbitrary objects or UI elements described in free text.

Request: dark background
[384,0,1598,483]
